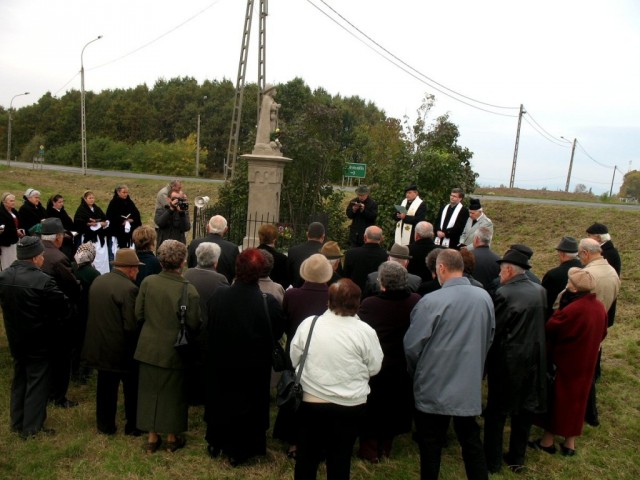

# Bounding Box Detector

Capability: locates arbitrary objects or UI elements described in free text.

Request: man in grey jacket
[404,249,495,480]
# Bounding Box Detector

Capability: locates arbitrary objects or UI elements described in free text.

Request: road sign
[344,162,366,178]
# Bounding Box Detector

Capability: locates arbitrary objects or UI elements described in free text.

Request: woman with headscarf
[46,194,77,260]
[0,192,25,270]
[357,261,421,463]
[205,248,285,466]
[530,268,608,456]
[18,188,47,234]
[134,239,200,453]
[74,190,110,274]
[106,184,142,250]
[292,279,383,480]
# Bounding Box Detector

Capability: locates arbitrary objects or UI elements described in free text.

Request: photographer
[346,185,378,248]
[154,191,191,250]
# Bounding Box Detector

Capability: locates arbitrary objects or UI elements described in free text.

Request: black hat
[41,218,65,235]
[17,236,44,260]
[355,185,370,195]
[509,244,533,259]
[404,184,418,193]
[469,198,482,211]
[555,236,579,253]
[586,222,608,235]
[497,249,531,270]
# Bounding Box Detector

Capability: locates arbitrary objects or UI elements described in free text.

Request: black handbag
[263,294,288,372]
[276,315,319,411]
[174,283,193,359]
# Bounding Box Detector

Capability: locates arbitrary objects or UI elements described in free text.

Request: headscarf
[74,242,97,265]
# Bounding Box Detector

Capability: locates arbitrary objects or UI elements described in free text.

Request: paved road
[3,160,638,211]
[1,160,224,184]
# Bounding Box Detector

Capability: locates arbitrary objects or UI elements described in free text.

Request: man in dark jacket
[41,218,82,408]
[484,248,547,473]
[541,236,582,318]
[434,188,469,249]
[471,226,500,292]
[187,215,239,283]
[407,221,437,281]
[287,222,325,288]
[346,185,378,247]
[343,226,388,292]
[83,249,143,436]
[0,236,69,438]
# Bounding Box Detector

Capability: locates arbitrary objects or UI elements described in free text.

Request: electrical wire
[53,72,80,97]
[575,141,615,169]
[306,0,518,117]
[521,116,568,147]
[523,108,567,144]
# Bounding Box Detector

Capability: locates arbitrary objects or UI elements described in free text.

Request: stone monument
[240,85,292,249]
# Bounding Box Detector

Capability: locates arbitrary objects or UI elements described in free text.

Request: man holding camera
[154,190,191,250]
[346,185,378,247]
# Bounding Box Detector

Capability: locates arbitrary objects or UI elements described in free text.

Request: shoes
[560,444,576,457]
[207,445,221,458]
[503,454,525,474]
[54,398,79,409]
[145,436,162,454]
[125,428,144,437]
[528,439,557,455]
[166,436,186,453]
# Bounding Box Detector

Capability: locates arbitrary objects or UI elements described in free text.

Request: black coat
[487,274,547,414]
[343,243,388,292]
[257,243,289,289]
[472,246,501,291]
[205,282,285,459]
[434,203,469,248]
[0,261,68,360]
[346,195,378,247]
[541,258,582,318]
[106,193,142,248]
[287,240,323,288]
[74,199,108,245]
[0,206,21,246]
[600,240,621,326]
[154,206,190,248]
[18,199,46,234]
[407,238,438,281]
[46,202,75,232]
[188,233,239,283]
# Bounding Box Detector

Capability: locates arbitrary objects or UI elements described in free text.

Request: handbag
[263,294,289,372]
[174,282,193,359]
[276,315,319,411]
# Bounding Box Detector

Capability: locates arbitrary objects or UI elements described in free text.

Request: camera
[176,198,189,211]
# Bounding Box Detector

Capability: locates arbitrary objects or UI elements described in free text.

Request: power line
[575,140,615,169]
[306,0,518,117]
[521,116,567,147]
[523,109,566,144]
[53,72,80,97]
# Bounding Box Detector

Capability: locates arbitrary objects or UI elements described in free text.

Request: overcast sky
[2,0,639,194]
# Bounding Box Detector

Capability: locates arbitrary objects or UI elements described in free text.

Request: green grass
[1,169,639,479]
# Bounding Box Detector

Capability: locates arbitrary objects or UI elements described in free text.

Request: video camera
[176,198,189,211]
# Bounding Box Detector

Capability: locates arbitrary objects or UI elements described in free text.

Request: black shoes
[528,439,557,455]
[53,398,79,408]
[560,444,576,457]
[166,436,186,453]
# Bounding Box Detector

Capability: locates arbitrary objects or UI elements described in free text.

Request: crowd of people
[0,180,622,480]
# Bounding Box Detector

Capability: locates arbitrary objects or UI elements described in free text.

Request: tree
[618,170,640,199]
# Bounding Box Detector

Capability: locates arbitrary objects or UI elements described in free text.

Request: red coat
[543,293,607,436]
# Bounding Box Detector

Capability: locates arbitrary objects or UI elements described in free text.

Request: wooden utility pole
[510,104,525,188]
[565,138,576,192]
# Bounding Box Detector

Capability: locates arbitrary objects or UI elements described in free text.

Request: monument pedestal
[240,153,292,249]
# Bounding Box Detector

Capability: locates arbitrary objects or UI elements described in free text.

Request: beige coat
[584,258,620,311]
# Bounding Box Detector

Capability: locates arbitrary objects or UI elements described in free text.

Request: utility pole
[80,35,103,175]
[610,166,617,197]
[7,91,30,166]
[509,104,525,188]
[565,138,576,192]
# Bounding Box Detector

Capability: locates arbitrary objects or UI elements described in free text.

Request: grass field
[1,167,639,479]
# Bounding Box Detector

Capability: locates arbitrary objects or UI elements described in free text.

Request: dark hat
[388,243,412,260]
[17,236,44,260]
[40,218,65,235]
[469,198,482,211]
[404,184,418,193]
[497,249,531,270]
[555,236,579,253]
[111,249,144,267]
[321,241,343,259]
[509,243,533,259]
[586,222,608,235]
[355,185,370,195]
